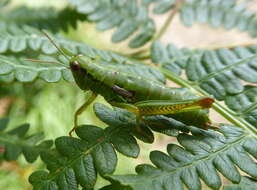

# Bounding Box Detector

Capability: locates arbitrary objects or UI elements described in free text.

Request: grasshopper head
[70,61,80,71]
[69,55,83,72]
[68,56,88,91]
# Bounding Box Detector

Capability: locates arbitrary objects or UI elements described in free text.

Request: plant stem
[212,103,257,137]
[127,0,184,60]
[153,0,184,41]
[160,68,257,137]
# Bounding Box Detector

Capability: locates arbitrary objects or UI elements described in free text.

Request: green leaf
[92,141,117,174]
[180,2,195,26]
[94,103,153,147]
[151,41,194,75]
[0,117,9,131]
[143,115,189,136]
[152,0,176,14]
[112,20,138,43]
[7,123,29,137]
[38,137,97,190]
[0,55,70,83]
[0,6,87,33]
[0,118,52,162]
[177,0,257,37]
[223,176,257,190]
[151,41,170,65]
[30,119,140,190]
[107,125,257,190]
[24,140,53,163]
[30,101,207,189]
[150,41,257,189]
[110,130,139,158]
[0,25,165,83]
[29,171,58,190]
[128,19,155,48]
[94,103,204,143]
[156,42,257,100]
[0,57,14,74]
[67,0,156,48]
[225,85,257,127]
[99,183,132,190]
[94,103,136,128]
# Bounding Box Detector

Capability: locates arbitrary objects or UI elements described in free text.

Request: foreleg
[69,91,97,136]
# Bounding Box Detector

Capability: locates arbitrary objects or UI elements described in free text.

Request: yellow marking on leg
[138,103,194,116]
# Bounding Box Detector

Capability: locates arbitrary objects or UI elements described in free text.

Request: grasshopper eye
[70,61,80,71]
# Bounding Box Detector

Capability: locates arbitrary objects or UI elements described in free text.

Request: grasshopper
[34,32,215,137]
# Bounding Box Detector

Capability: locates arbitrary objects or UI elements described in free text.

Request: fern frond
[28,102,198,189]
[0,117,52,163]
[223,176,257,190]
[186,46,257,100]
[151,41,194,75]
[107,125,257,190]
[0,25,165,83]
[146,0,257,38]
[153,0,176,14]
[181,0,257,37]
[0,55,73,83]
[143,0,176,14]
[225,85,257,127]
[152,41,257,100]
[67,0,156,48]
[29,105,141,189]
[0,24,88,55]
[99,183,132,190]
[0,6,87,32]
[0,54,165,83]
[94,104,190,143]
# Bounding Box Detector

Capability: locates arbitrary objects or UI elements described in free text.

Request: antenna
[24,59,69,68]
[41,30,70,61]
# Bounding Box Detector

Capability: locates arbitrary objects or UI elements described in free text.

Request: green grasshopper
[36,32,215,137]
